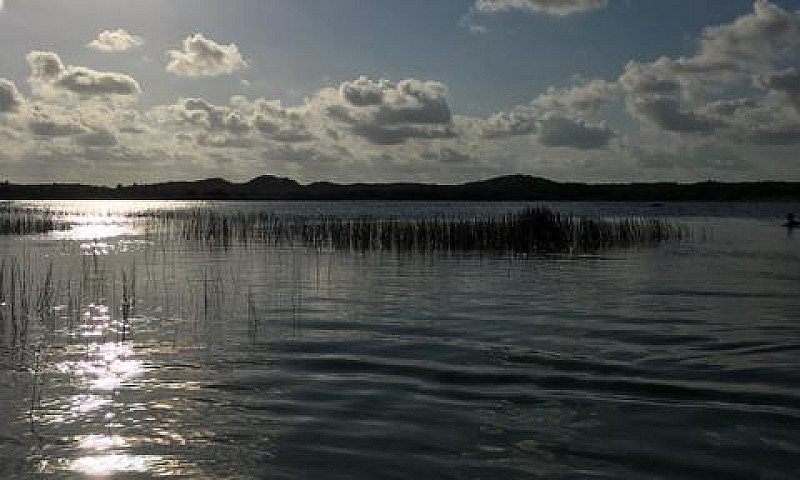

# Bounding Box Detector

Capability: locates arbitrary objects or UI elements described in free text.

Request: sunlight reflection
[71,395,113,416]
[38,394,113,424]
[57,221,137,241]
[71,454,150,476]
[56,344,143,392]
[9,199,200,242]
[18,200,195,216]
[78,434,129,452]
[35,200,195,241]
[14,238,206,479]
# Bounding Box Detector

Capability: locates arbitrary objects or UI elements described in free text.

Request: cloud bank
[1,1,799,184]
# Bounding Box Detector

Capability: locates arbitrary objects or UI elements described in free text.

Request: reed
[150,206,687,253]
[0,204,69,235]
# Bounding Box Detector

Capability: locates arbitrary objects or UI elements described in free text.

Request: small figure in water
[786,213,799,228]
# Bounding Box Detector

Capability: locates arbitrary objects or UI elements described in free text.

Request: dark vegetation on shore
[1,174,799,201]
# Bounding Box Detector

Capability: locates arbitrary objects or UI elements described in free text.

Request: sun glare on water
[71,454,150,476]
[31,200,192,241]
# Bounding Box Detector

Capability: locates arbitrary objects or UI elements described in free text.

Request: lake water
[1,201,799,479]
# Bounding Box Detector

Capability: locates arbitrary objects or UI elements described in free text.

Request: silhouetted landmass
[1,174,799,201]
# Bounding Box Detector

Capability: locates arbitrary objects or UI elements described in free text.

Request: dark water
[0,201,798,479]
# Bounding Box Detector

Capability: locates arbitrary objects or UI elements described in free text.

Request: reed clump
[0,204,68,235]
[152,207,687,253]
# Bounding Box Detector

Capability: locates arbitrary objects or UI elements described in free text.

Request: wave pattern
[0,202,798,479]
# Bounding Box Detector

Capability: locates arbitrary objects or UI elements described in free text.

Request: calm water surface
[0,201,798,479]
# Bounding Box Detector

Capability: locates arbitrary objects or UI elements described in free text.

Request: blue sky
[1,0,799,184]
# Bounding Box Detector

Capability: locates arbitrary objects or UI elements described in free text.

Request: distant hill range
[1,174,799,201]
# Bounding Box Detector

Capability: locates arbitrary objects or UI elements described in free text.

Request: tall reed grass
[152,207,687,253]
[0,204,68,235]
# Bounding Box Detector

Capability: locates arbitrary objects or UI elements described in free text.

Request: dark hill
[0,175,798,201]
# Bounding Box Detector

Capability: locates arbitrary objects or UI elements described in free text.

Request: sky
[0,0,799,185]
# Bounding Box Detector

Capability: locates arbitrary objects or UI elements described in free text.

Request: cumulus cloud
[613,1,800,147]
[149,96,313,146]
[609,0,799,109]
[688,0,800,75]
[27,107,88,137]
[759,68,800,108]
[532,78,618,116]
[702,98,759,118]
[482,106,539,139]
[153,97,247,132]
[75,127,118,147]
[372,79,451,125]
[340,76,390,106]
[0,79,23,112]
[479,79,617,148]
[481,109,615,149]
[88,29,144,52]
[631,96,720,134]
[473,3,800,153]
[166,33,247,77]
[624,0,800,97]
[250,99,313,142]
[57,68,141,96]
[741,123,800,145]
[4,3,800,184]
[537,113,614,149]
[317,76,455,144]
[27,51,141,98]
[473,0,609,16]
[27,51,64,81]
[346,123,456,145]
[619,61,682,96]
[420,147,472,164]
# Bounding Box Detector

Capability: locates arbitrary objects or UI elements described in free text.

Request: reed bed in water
[152,207,688,253]
[0,204,68,235]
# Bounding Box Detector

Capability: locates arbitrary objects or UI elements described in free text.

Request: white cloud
[149,96,313,144]
[631,96,720,134]
[88,29,144,52]
[75,127,118,147]
[0,79,23,112]
[420,147,472,164]
[313,76,455,144]
[537,113,614,149]
[614,1,800,146]
[622,0,800,97]
[689,0,800,74]
[27,51,141,98]
[166,33,247,77]
[5,3,800,184]
[479,78,617,149]
[532,78,618,115]
[474,0,609,16]
[27,105,88,137]
[759,68,800,108]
